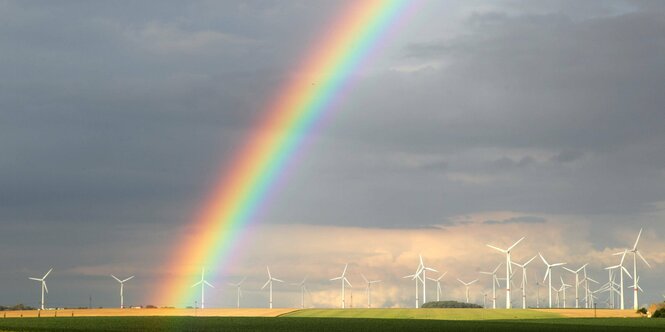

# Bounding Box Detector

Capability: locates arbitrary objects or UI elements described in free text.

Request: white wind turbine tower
[262,266,284,309]
[562,264,587,309]
[290,276,309,309]
[479,263,502,309]
[559,276,572,308]
[330,264,352,309]
[626,228,650,311]
[361,273,381,308]
[28,268,52,310]
[512,255,536,309]
[403,264,423,308]
[601,268,619,308]
[110,275,134,309]
[552,284,561,308]
[191,268,214,309]
[418,254,438,304]
[605,250,631,310]
[457,278,478,303]
[535,281,541,308]
[487,237,524,309]
[228,277,246,309]
[629,276,643,307]
[427,272,447,302]
[539,252,566,308]
[580,268,598,308]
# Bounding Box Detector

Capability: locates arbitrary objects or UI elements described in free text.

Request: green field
[283,308,564,320]
[0,316,664,332]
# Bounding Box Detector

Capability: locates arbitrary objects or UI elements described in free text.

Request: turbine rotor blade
[637,251,651,268]
[632,228,642,251]
[43,268,53,279]
[539,252,549,266]
[43,282,48,294]
[111,275,121,283]
[621,266,632,279]
[507,237,525,252]
[524,255,537,266]
[262,280,271,290]
[487,244,507,253]
[123,276,135,283]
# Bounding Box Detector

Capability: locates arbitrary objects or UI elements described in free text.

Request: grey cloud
[1,0,665,308]
[551,150,584,163]
[483,215,547,225]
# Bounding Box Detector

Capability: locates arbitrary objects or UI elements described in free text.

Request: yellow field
[0,308,297,318]
[532,309,642,318]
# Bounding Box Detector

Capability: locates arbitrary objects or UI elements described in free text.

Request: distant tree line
[422,301,483,308]
[0,304,36,311]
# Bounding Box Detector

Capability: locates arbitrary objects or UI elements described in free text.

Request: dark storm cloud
[1,1,664,308]
[264,3,665,228]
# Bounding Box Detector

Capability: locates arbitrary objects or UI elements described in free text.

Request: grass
[282,308,565,320]
[0,316,663,332]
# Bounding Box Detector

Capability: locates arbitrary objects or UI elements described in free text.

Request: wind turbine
[605,250,631,310]
[228,277,246,309]
[579,268,598,308]
[403,265,423,308]
[627,228,651,311]
[418,254,438,304]
[361,273,381,308]
[262,266,284,309]
[562,264,587,309]
[559,276,572,308]
[629,276,643,306]
[479,263,502,309]
[291,276,309,309]
[539,252,566,308]
[535,281,541,308]
[487,237,524,308]
[426,272,447,302]
[457,278,478,303]
[512,255,537,309]
[552,284,561,308]
[110,275,134,309]
[29,268,52,310]
[601,268,619,308]
[330,264,352,308]
[191,268,214,309]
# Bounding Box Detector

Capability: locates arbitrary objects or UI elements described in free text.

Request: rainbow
[159,0,411,306]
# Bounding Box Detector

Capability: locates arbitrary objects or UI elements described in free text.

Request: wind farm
[2,0,665,331]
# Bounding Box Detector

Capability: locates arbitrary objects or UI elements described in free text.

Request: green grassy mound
[282,308,563,320]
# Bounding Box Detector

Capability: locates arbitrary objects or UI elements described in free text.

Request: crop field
[0,308,295,318]
[284,308,643,319]
[0,309,662,332]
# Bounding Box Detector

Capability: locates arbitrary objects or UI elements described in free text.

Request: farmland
[0,308,662,332]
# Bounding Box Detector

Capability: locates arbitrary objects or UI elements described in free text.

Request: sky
[1,0,664,309]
